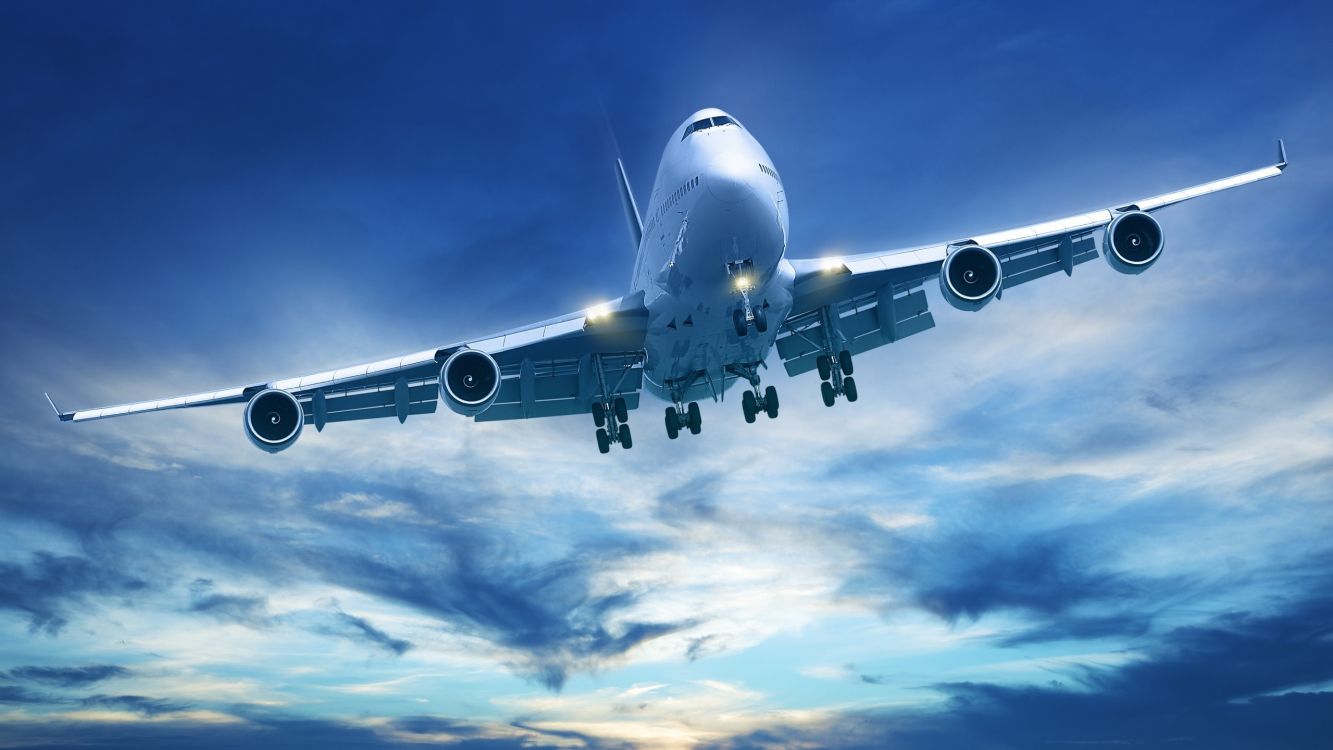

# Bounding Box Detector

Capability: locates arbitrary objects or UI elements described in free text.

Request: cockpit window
[682,115,741,139]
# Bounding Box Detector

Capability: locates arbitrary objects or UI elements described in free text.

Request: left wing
[776,141,1287,377]
[50,291,649,428]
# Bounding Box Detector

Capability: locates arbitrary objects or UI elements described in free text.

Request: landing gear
[588,355,635,453]
[817,346,858,407]
[727,258,770,338]
[734,361,779,424]
[664,401,702,438]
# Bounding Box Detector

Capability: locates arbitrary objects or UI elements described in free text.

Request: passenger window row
[759,163,781,182]
[656,176,699,220]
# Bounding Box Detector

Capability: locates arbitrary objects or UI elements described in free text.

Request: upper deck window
[682,115,741,140]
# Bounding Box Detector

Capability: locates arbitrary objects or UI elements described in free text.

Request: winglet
[45,392,74,422]
[1277,139,1288,171]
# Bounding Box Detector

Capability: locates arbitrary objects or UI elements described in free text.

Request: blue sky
[3,1,1333,747]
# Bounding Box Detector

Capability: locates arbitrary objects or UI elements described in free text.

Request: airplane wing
[49,291,649,430]
[776,141,1288,378]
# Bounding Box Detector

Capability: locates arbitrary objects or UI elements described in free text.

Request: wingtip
[1277,138,1288,170]
[44,392,73,422]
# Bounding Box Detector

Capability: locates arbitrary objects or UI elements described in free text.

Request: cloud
[838,510,1180,646]
[704,591,1333,750]
[6,664,130,687]
[0,551,148,634]
[310,610,412,656]
[187,579,272,627]
[81,694,190,717]
[0,684,55,704]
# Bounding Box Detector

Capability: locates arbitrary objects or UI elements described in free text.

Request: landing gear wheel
[843,376,858,402]
[742,390,757,423]
[613,396,628,423]
[595,428,611,454]
[764,385,779,418]
[618,424,633,449]
[839,350,854,376]
[665,408,680,440]
[687,402,702,434]
[753,307,768,333]
[733,309,748,337]
[821,381,836,407]
[591,402,606,428]
[816,354,832,381]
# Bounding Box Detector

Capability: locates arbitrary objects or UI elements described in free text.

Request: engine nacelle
[439,348,501,417]
[244,389,304,453]
[939,244,1003,311]
[1103,210,1164,275]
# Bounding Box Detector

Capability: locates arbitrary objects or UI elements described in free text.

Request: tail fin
[615,158,643,251]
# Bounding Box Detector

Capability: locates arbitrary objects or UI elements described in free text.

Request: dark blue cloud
[0,552,147,635]
[5,664,130,687]
[314,610,412,656]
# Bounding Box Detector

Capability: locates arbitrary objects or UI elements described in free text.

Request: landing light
[822,257,844,273]
[733,276,752,291]
[586,303,612,322]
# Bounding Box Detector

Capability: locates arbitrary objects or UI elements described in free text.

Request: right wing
[51,291,649,428]
[776,141,1288,377]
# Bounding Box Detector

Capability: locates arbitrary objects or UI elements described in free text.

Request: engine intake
[939,244,1002,311]
[439,349,501,416]
[1104,211,1164,275]
[244,389,304,453]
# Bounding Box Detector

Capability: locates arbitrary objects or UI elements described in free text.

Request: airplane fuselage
[630,108,793,405]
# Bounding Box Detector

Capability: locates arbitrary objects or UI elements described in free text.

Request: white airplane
[48,108,1288,454]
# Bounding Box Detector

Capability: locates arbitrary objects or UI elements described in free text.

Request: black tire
[733,309,748,337]
[753,307,768,333]
[821,381,836,407]
[742,390,757,423]
[764,386,779,418]
[613,396,628,423]
[844,376,858,402]
[619,424,633,449]
[596,428,611,454]
[687,402,702,434]
[591,402,605,428]
[816,354,832,381]
[839,350,854,376]
[665,408,679,440]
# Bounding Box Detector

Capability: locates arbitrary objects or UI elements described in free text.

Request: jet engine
[939,244,1003,311]
[244,388,304,453]
[1103,210,1164,275]
[439,349,501,417]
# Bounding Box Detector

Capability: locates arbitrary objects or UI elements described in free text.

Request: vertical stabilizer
[615,158,644,251]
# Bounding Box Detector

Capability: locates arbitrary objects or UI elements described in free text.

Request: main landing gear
[591,396,633,453]
[817,349,857,407]
[729,362,779,423]
[662,375,703,440]
[664,401,701,440]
